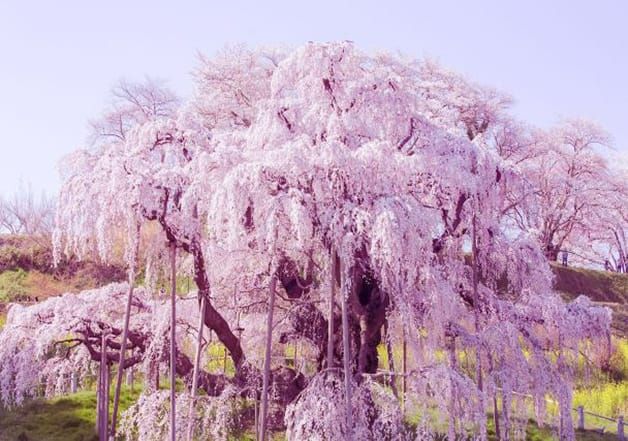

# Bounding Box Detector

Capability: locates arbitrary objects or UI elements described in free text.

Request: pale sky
[1,0,627,197]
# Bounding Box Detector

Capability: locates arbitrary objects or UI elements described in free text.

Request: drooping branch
[142,187,245,372]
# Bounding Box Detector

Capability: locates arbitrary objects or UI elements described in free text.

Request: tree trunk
[544,242,559,261]
[189,242,245,371]
[259,275,277,441]
[348,255,387,375]
[158,218,245,374]
[357,315,369,374]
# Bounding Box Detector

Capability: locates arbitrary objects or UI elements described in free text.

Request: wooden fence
[506,388,626,440]
[576,406,625,440]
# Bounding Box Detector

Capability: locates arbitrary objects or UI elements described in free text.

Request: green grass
[485,417,618,441]
[574,382,628,422]
[0,387,620,440]
[0,391,98,441]
[0,385,141,441]
[218,427,620,441]
[404,412,617,440]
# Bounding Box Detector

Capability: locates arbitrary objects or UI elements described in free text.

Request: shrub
[0,269,28,302]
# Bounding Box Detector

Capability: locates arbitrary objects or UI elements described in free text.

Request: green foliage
[206,342,236,376]
[0,268,28,302]
[599,338,628,383]
[150,275,197,296]
[612,339,628,380]
[0,245,24,271]
[574,382,628,421]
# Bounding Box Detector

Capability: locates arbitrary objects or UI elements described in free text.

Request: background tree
[503,119,618,263]
[0,184,55,239]
[585,169,628,272]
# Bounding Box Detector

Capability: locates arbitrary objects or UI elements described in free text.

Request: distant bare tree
[88,77,179,144]
[587,169,628,272]
[0,183,55,240]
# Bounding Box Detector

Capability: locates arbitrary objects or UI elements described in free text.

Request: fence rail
[576,405,625,440]
[505,389,625,439]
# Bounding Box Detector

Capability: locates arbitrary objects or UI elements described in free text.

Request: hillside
[552,263,628,337]
[0,235,125,319]
[1,235,625,335]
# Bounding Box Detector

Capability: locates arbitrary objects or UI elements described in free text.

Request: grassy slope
[0,234,126,302]
[0,395,615,441]
[0,386,140,441]
[551,263,628,337]
[552,263,627,304]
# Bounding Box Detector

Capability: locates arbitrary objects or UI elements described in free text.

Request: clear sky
[1,0,627,197]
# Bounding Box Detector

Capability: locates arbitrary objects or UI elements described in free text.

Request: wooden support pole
[494,395,501,440]
[259,275,277,441]
[111,253,138,435]
[111,225,139,437]
[105,362,110,440]
[327,250,337,369]
[254,390,259,441]
[577,406,584,430]
[98,333,107,440]
[340,259,353,440]
[383,321,398,399]
[126,367,133,390]
[70,371,78,394]
[186,294,207,441]
[169,244,177,441]
[401,330,407,416]
[97,342,102,437]
[618,416,625,441]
